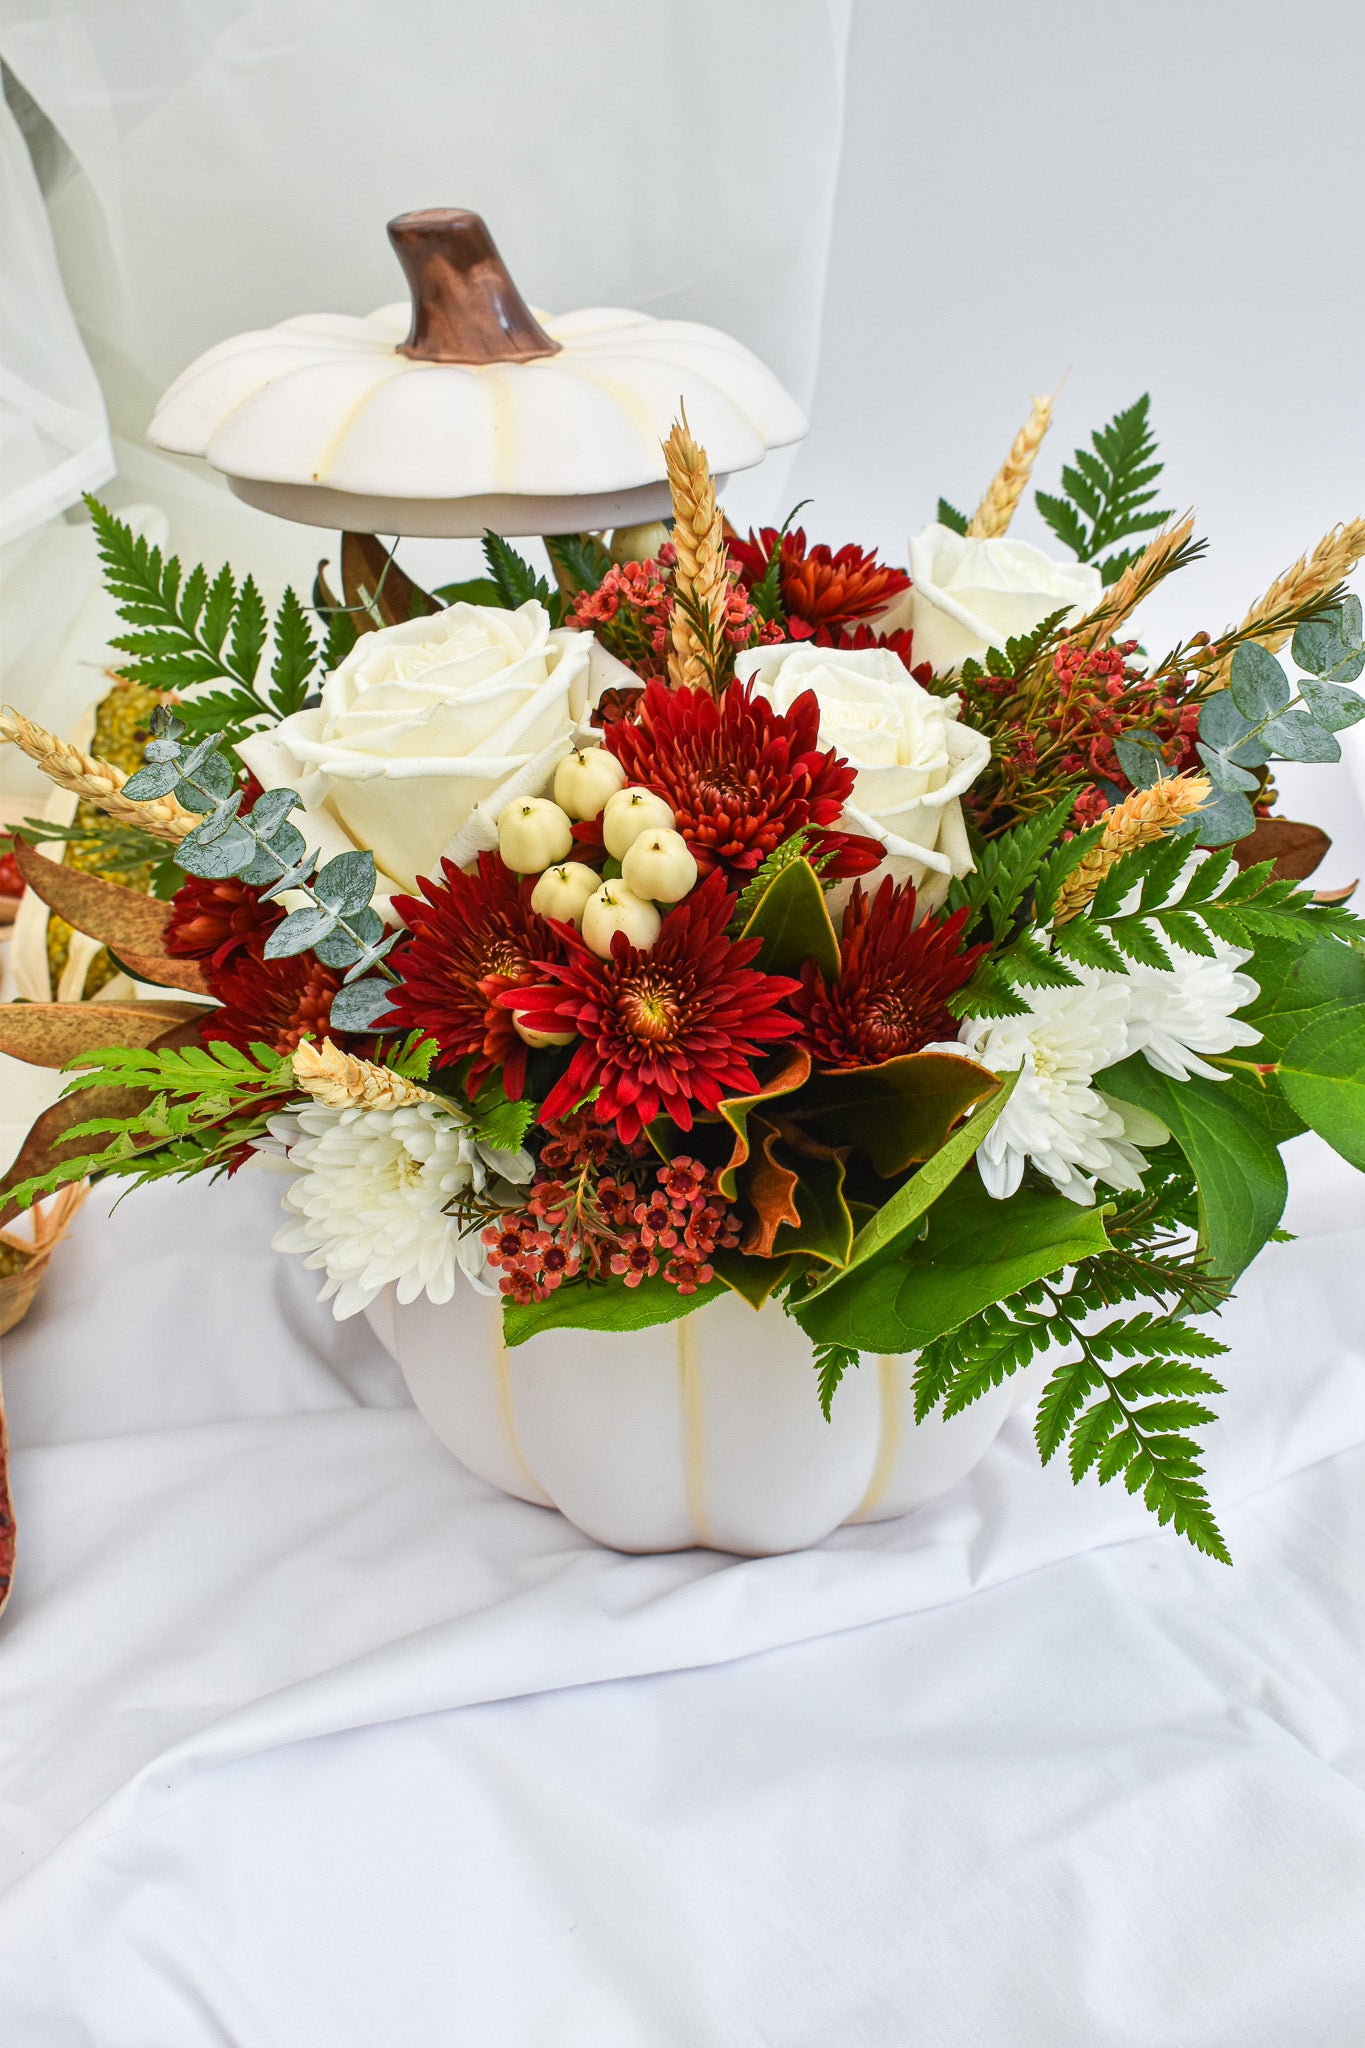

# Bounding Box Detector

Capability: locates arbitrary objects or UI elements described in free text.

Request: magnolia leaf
[767,1144,855,1269]
[711,1250,801,1310]
[0,1000,210,1070]
[796,1051,1000,1177]
[794,1172,1109,1355]
[799,1068,1016,1304]
[104,946,214,998]
[10,840,178,956]
[503,1269,725,1348]
[1276,1008,1365,1169]
[715,1048,812,1201]
[738,857,839,982]
[739,1116,802,1256]
[1230,818,1330,882]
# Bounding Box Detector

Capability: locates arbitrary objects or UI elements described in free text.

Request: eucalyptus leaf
[1298,679,1365,731]
[174,823,256,879]
[122,760,181,801]
[1196,744,1261,795]
[1192,789,1257,847]
[1228,641,1291,722]
[263,904,339,959]
[1113,731,1168,790]
[313,848,378,916]
[327,977,398,1032]
[311,928,364,969]
[1260,709,1340,763]
[247,788,301,837]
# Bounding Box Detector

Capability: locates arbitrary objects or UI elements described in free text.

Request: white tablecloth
[1,1145,1363,2046]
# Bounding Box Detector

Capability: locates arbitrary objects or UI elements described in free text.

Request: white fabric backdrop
[0,1150,1363,2044]
[2,5,1364,2039]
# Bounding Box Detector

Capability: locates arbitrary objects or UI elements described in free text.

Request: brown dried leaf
[341,533,438,629]
[11,838,176,953]
[0,1000,210,1069]
[1232,818,1331,882]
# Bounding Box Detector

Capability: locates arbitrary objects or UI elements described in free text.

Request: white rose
[736,640,991,907]
[875,523,1102,674]
[239,600,598,900]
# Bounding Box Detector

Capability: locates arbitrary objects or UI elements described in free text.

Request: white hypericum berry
[530,861,601,927]
[552,745,628,821]
[601,786,676,859]
[497,797,574,874]
[620,828,698,904]
[513,1016,576,1049]
[581,882,662,958]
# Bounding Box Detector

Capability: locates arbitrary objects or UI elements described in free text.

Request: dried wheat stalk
[292,1037,433,1111]
[0,705,196,842]
[1203,517,1365,687]
[663,416,729,691]
[1072,512,1198,648]
[966,393,1054,539]
[1052,772,1211,924]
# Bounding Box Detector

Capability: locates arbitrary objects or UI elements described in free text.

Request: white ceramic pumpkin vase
[362,1283,1022,1556]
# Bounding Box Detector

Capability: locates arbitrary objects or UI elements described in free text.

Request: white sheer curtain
[0,0,852,774]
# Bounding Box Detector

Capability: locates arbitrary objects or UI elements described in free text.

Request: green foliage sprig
[913,1164,1233,1560]
[814,1342,859,1420]
[6,1040,296,1210]
[87,498,319,751]
[1035,394,1174,586]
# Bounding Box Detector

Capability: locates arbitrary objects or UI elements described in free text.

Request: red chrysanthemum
[728,527,911,637]
[603,677,881,883]
[203,947,345,1055]
[386,853,570,1099]
[505,871,802,1145]
[791,878,986,1069]
[164,870,350,1054]
[165,873,281,971]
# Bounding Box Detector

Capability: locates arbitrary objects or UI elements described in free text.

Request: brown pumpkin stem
[387,209,560,366]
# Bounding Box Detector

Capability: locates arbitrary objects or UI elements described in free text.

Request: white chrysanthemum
[1116,941,1261,1082]
[271,1100,530,1319]
[932,982,1151,1206]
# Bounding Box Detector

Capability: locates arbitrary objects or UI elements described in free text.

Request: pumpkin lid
[147,209,807,537]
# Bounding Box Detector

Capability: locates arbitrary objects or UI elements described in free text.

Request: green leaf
[737,855,839,980]
[711,1250,800,1310]
[1275,1008,1365,1169]
[431,576,504,607]
[545,532,613,594]
[1034,395,1172,567]
[1102,1055,1287,1278]
[467,1069,537,1154]
[795,1171,1110,1355]
[814,1342,860,1421]
[1298,679,1365,731]
[502,1270,725,1348]
[796,1050,1001,1179]
[482,531,554,613]
[936,498,969,536]
[267,586,318,717]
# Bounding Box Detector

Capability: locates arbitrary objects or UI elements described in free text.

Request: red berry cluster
[569,546,782,687]
[481,1151,742,1305]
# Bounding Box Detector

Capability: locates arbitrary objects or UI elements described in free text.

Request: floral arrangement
[3,394,1363,1565]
